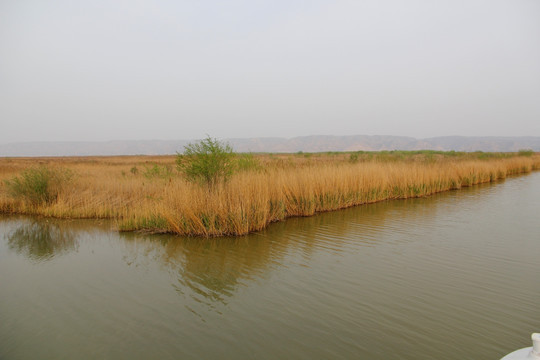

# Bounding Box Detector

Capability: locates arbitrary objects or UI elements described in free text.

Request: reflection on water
[5,219,78,262]
[1,174,539,360]
[121,234,280,308]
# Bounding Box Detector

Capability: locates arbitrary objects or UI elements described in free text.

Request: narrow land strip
[1,151,539,237]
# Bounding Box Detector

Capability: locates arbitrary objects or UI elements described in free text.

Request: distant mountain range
[1,135,539,157]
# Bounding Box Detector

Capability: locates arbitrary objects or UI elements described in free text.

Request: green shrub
[176,136,235,187]
[4,166,73,205]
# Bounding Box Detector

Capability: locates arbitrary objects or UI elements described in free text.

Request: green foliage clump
[236,153,262,172]
[176,136,235,187]
[4,166,73,205]
[518,149,534,157]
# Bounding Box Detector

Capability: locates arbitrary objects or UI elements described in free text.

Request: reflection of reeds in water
[6,220,78,261]
[120,233,281,310]
[1,154,539,236]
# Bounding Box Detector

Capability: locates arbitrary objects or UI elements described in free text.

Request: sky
[1,0,539,144]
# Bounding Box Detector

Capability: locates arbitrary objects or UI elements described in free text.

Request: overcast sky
[1,0,539,144]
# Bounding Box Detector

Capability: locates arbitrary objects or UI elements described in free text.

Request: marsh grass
[518,149,534,157]
[1,152,538,236]
[142,163,174,179]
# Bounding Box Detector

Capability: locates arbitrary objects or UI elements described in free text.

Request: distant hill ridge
[1,135,539,157]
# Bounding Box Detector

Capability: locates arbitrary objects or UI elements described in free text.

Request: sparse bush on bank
[176,136,235,187]
[4,166,73,205]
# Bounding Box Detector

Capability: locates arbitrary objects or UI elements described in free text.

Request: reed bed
[1,152,539,236]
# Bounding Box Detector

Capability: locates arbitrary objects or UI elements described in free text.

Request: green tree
[176,136,235,187]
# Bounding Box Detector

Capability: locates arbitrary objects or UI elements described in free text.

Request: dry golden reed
[1,153,539,236]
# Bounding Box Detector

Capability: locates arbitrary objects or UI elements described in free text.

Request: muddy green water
[1,173,539,360]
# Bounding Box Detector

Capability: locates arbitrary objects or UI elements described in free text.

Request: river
[1,173,539,359]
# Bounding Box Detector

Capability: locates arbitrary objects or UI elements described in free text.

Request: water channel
[1,172,539,359]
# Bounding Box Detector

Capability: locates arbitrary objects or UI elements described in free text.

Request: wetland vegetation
[1,141,539,237]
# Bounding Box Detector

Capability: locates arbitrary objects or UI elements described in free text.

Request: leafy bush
[176,136,235,187]
[4,166,73,205]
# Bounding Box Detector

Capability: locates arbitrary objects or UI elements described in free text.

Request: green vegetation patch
[236,153,262,172]
[4,166,73,205]
[176,136,236,187]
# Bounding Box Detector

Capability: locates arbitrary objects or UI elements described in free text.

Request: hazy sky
[1,0,539,144]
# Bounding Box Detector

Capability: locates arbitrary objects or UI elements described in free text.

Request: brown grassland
[1,151,539,237]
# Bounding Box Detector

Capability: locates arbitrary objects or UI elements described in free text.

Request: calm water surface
[1,173,539,359]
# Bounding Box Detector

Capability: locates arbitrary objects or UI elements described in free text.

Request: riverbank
[1,151,539,236]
